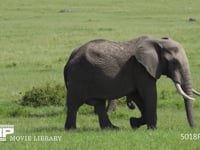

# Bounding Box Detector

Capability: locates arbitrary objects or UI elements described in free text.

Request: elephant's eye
[161,37,169,40]
[171,59,180,69]
[170,47,179,53]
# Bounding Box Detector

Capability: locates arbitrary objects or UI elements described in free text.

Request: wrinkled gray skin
[106,99,117,112]
[64,35,195,130]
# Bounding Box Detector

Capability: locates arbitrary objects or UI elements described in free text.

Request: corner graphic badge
[0,125,14,141]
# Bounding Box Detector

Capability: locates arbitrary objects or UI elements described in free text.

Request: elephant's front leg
[129,79,157,130]
[142,81,157,129]
[129,92,146,128]
[94,99,118,129]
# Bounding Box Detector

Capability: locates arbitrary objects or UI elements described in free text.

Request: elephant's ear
[135,43,162,79]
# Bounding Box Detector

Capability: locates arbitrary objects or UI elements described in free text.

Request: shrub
[19,83,66,107]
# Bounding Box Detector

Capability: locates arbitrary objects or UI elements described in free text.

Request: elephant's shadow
[31,126,102,133]
[31,126,64,133]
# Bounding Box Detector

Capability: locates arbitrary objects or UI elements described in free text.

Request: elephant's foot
[101,124,119,130]
[147,125,157,130]
[130,117,145,129]
[65,108,78,130]
[99,118,119,129]
[64,122,76,130]
[65,126,76,130]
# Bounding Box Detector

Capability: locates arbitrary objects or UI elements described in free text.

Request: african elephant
[105,98,136,112]
[94,99,117,113]
[106,99,117,112]
[108,97,136,111]
[64,35,200,130]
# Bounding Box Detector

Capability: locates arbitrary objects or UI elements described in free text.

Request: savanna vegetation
[0,0,200,149]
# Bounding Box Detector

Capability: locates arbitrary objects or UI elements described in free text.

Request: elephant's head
[135,36,200,127]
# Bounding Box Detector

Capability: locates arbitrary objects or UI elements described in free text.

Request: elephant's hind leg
[94,99,118,129]
[65,106,78,130]
[65,93,83,130]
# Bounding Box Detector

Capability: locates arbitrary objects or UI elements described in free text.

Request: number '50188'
[181,133,200,140]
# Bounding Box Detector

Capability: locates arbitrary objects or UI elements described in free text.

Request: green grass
[2,107,200,149]
[0,0,200,149]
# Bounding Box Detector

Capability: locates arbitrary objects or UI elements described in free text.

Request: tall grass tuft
[19,83,66,107]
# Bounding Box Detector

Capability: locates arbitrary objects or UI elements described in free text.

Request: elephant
[94,99,117,113]
[106,99,117,112]
[105,98,136,112]
[64,35,200,130]
[108,97,136,112]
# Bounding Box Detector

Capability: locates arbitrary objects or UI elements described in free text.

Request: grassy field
[0,0,200,149]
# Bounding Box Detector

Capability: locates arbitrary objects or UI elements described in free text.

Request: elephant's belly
[85,77,135,99]
[68,63,136,99]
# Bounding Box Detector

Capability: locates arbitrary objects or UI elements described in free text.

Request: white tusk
[175,83,195,101]
[192,89,200,96]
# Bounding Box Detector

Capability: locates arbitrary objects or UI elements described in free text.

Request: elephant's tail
[64,62,69,89]
[64,47,79,89]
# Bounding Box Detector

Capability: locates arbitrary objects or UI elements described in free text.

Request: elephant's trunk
[181,69,195,128]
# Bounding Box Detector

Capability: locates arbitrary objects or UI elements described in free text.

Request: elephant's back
[83,39,127,60]
[65,39,138,98]
[68,39,131,77]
